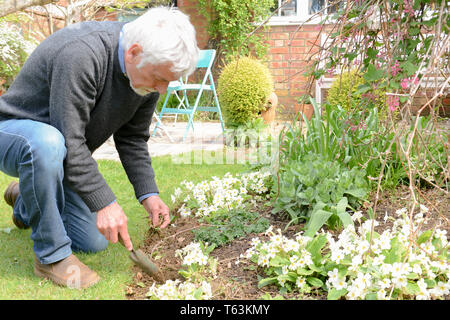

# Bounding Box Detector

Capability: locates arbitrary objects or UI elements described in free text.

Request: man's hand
[142,195,170,228]
[97,201,133,251]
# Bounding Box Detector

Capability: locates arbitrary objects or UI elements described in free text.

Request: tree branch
[0,0,59,17]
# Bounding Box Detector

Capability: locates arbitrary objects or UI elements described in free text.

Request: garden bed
[125,186,449,300]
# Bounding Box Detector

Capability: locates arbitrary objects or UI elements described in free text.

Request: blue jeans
[0,119,108,264]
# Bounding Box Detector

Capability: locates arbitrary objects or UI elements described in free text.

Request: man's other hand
[142,195,170,228]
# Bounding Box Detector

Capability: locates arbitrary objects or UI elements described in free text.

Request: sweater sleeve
[113,95,160,201]
[48,42,116,212]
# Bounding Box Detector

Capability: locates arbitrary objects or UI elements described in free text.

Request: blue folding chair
[152,49,225,141]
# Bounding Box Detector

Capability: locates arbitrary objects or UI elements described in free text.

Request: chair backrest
[196,49,216,69]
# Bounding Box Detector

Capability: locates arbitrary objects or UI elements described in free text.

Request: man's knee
[30,125,66,172]
[73,234,108,254]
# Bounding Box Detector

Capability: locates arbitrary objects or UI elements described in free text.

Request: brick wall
[176,0,210,49]
[259,24,323,118]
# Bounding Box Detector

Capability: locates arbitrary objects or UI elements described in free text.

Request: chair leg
[152,93,170,136]
[213,89,225,133]
[183,113,195,142]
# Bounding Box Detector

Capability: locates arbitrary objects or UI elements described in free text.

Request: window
[269,0,343,24]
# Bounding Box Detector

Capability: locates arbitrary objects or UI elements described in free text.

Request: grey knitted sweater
[0,21,160,212]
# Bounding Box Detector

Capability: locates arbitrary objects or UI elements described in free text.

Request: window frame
[268,0,336,26]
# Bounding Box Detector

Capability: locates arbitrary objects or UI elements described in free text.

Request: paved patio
[93,121,224,161]
[92,120,285,161]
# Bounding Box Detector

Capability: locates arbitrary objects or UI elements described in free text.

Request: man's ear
[125,43,143,64]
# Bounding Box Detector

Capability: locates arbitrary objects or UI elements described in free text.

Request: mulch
[125,185,449,300]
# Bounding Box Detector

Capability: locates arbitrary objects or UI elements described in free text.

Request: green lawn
[0,153,248,299]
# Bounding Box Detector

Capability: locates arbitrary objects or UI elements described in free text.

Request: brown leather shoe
[3,181,29,230]
[34,254,100,289]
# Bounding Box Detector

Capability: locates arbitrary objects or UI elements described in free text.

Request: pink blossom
[400,74,420,90]
[391,60,401,76]
[401,78,409,90]
[403,0,415,17]
[388,96,400,111]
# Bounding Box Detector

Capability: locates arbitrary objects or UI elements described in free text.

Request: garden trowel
[118,234,163,282]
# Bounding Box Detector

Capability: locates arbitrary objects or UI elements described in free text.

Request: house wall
[176,1,449,119]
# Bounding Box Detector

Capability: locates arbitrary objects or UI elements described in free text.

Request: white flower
[331,250,345,264]
[419,204,429,214]
[352,211,363,221]
[282,265,288,275]
[377,288,387,300]
[373,254,385,266]
[296,277,306,288]
[328,268,339,282]
[378,278,391,289]
[334,277,348,290]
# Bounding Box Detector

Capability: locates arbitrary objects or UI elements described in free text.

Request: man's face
[124,44,180,96]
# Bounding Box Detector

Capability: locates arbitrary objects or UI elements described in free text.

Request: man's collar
[118,28,127,78]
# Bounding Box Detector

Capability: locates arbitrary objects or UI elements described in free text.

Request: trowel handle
[118,233,133,251]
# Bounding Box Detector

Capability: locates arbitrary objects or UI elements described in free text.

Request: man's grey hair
[122,7,199,77]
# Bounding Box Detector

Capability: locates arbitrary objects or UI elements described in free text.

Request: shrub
[327,70,386,117]
[198,0,273,59]
[0,22,36,92]
[273,154,369,236]
[218,56,273,127]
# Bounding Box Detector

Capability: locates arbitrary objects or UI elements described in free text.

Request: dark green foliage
[192,209,270,247]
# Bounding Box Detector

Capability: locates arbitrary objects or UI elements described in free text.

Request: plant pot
[261,92,278,124]
[294,103,314,121]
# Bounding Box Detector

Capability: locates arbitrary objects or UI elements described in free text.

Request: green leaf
[424,279,436,288]
[405,282,420,295]
[258,277,278,289]
[306,277,323,288]
[363,64,384,82]
[356,84,372,94]
[296,267,314,276]
[337,210,353,228]
[327,288,347,300]
[306,234,328,264]
[305,209,333,237]
[366,47,378,60]
[345,188,366,198]
[400,61,418,76]
[365,293,377,300]
[194,288,203,299]
[407,273,419,280]
[417,230,433,245]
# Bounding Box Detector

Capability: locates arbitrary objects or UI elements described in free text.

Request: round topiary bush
[327,70,386,116]
[218,56,273,127]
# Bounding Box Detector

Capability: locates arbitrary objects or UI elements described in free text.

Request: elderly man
[0,7,199,288]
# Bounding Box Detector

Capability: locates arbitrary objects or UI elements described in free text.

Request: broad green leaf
[365,293,377,300]
[327,288,347,300]
[363,64,384,82]
[400,61,418,76]
[296,268,314,276]
[258,277,278,289]
[366,47,378,59]
[407,272,419,280]
[337,210,353,228]
[356,83,371,94]
[405,282,420,295]
[345,188,366,198]
[424,279,436,288]
[305,209,333,237]
[306,276,324,288]
[194,288,203,299]
[417,230,433,245]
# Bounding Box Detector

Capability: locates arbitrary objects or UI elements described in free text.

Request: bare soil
[125,186,449,300]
